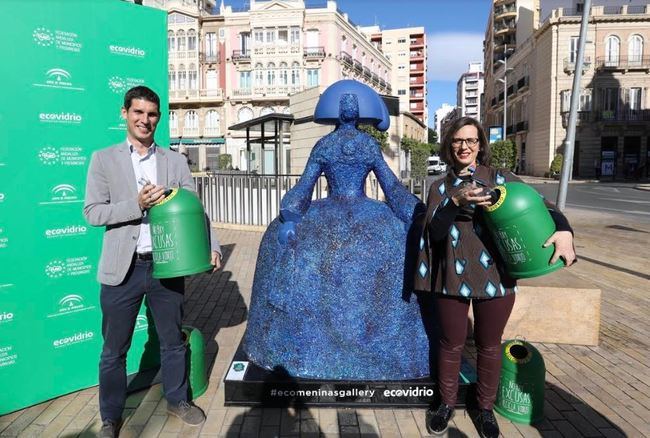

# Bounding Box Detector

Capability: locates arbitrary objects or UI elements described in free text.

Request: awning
[170,137,225,145]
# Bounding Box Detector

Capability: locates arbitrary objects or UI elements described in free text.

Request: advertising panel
[0,0,168,414]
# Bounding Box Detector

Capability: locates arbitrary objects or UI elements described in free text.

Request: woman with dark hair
[414,117,576,437]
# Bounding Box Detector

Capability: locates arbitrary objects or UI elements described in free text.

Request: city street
[530,183,650,222]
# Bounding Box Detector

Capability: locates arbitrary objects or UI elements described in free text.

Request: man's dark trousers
[99,257,187,421]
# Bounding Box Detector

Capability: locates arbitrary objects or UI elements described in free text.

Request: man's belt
[136,252,153,261]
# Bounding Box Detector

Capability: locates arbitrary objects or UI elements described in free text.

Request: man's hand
[543,231,576,266]
[138,184,166,211]
[211,251,222,272]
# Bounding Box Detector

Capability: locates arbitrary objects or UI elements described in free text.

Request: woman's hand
[543,231,576,266]
[451,184,493,208]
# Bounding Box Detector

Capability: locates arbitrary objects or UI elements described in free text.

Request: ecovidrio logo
[44,224,88,239]
[0,193,5,203]
[52,331,95,348]
[0,311,14,324]
[108,44,146,58]
[38,112,83,125]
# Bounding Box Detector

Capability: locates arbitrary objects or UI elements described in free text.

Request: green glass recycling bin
[149,188,212,279]
[183,326,208,399]
[483,182,563,278]
[495,340,545,424]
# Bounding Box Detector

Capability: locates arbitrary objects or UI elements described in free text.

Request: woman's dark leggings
[434,293,515,410]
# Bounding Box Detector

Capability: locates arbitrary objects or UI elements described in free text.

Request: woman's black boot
[426,403,454,435]
[477,409,499,438]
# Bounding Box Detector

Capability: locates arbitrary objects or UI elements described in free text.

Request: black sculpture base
[223,343,475,408]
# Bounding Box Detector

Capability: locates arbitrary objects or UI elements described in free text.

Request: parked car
[427,156,447,175]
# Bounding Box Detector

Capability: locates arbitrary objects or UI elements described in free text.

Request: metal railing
[596,56,650,70]
[594,109,650,122]
[304,46,325,58]
[194,173,427,227]
[232,50,251,62]
[200,52,219,63]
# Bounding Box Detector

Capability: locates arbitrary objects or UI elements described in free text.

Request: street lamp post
[497,55,513,142]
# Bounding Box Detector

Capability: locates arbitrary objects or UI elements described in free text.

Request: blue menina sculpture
[243,80,431,380]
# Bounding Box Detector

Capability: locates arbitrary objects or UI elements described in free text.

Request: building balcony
[200,52,220,63]
[410,92,424,98]
[563,56,592,73]
[491,97,497,107]
[169,50,194,60]
[371,73,379,84]
[506,124,515,135]
[232,50,251,62]
[507,85,515,96]
[170,89,199,102]
[516,121,528,132]
[494,7,517,19]
[410,62,425,72]
[363,67,372,79]
[410,50,424,59]
[594,109,650,122]
[409,79,425,86]
[409,37,425,47]
[304,46,325,59]
[561,111,593,128]
[233,88,252,97]
[379,78,386,88]
[340,51,353,67]
[199,88,224,101]
[203,127,221,137]
[183,127,199,137]
[232,85,303,99]
[596,56,650,71]
[353,60,363,73]
[494,22,516,35]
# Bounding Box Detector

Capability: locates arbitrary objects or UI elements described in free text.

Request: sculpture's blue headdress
[313,80,390,131]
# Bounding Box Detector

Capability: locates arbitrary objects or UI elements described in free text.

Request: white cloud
[427,32,484,81]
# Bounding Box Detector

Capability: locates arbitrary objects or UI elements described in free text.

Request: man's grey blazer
[83,141,219,286]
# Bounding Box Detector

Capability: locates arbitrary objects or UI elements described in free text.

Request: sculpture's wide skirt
[242,197,431,380]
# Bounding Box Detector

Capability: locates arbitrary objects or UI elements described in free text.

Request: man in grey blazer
[84,86,220,438]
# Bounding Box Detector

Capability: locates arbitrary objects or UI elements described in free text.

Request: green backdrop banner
[0,0,169,414]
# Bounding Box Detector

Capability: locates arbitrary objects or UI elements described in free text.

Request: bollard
[494,339,545,424]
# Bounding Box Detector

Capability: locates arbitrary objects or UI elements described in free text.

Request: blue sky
[227,0,493,127]
[335,0,492,127]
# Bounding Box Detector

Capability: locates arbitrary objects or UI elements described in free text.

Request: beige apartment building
[484,2,650,178]
[362,26,428,126]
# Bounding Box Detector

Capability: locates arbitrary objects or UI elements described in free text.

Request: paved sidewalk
[1,209,649,437]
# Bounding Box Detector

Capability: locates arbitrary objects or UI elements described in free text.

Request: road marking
[599,197,650,205]
[592,187,621,193]
[567,203,650,216]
